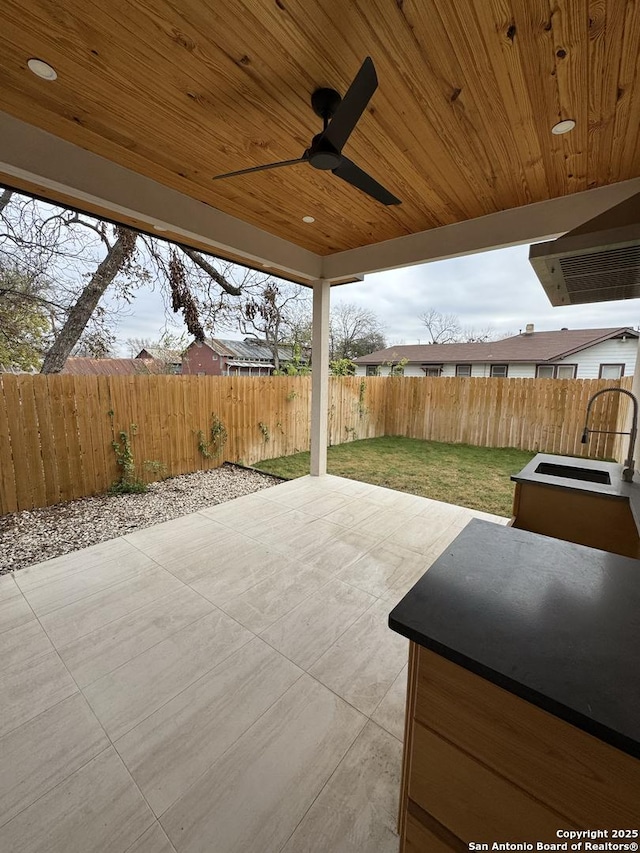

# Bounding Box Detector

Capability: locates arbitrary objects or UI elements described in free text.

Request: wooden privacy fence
[0,373,631,515]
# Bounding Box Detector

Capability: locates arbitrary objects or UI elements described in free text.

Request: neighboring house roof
[61,357,164,375]
[195,337,306,363]
[353,328,639,365]
[136,347,182,363]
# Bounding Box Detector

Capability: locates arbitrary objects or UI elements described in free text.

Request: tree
[125,331,189,359]
[420,309,462,344]
[239,281,310,371]
[330,303,386,360]
[420,309,500,344]
[0,189,254,373]
[0,263,51,370]
[329,358,356,375]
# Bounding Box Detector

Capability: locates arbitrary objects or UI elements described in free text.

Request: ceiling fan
[213,57,401,206]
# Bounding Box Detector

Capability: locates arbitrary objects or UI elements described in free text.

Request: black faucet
[581,387,639,483]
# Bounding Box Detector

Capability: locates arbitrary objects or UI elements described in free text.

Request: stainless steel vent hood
[529,193,640,306]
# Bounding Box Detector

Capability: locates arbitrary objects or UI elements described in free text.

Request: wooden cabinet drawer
[404,811,461,853]
[414,646,640,828]
[409,721,569,843]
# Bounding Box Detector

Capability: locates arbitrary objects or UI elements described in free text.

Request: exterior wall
[181,343,222,376]
[356,364,425,377]
[572,338,637,378]
[357,362,535,377]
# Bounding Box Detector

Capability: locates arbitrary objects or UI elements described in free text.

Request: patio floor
[0,474,507,853]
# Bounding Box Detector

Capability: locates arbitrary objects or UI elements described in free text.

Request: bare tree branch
[180,246,242,296]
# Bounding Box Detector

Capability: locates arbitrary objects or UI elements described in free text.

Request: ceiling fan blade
[321,57,378,152]
[213,157,306,181]
[332,157,401,205]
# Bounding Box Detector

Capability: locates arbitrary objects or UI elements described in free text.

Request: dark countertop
[511,453,640,531]
[389,519,640,759]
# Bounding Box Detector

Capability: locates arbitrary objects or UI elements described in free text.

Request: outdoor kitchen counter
[510,452,640,556]
[389,519,640,850]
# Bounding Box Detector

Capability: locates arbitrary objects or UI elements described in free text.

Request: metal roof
[203,338,304,363]
[226,361,274,369]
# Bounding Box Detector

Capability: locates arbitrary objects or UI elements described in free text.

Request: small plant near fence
[258,421,270,442]
[358,379,367,417]
[197,413,228,458]
[108,413,166,494]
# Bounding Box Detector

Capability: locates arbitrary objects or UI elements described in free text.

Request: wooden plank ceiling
[0,0,639,256]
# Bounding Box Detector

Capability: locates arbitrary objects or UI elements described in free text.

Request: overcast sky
[114,242,640,352]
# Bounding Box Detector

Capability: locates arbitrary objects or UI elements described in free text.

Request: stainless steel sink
[535,462,611,485]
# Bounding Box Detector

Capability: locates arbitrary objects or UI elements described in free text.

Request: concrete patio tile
[372,665,408,742]
[0,573,21,600]
[124,513,229,563]
[260,578,375,670]
[338,541,430,599]
[186,538,289,606]
[116,638,302,817]
[39,565,184,648]
[296,491,357,519]
[125,823,176,853]
[0,650,77,739]
[387,503,464,554]
[58,586,214,688]
[309,599,408,716]
[0,693,109,827]
[320,475,379,497]
[84,609,252,741]
[0,747,154,853]
[15,537,138,591]
[160,675,366,853]
[0,618,53,673]
[280,721,401,853]
[157,527,284,585]
[220,561,333,634]
[241,508,318,550]
[260,482,326,509]
[0,589,35,635]
[323,497,386,529]
[299,526,381,573]
[361,487,429,513]
[350,506,427,542]
[20,549,160,617]
[198,494,290,528]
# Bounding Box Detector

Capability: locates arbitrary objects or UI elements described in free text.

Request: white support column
[310,278,331,476]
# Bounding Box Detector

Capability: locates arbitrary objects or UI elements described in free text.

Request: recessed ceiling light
[551,119,576,135]
[153,224,168,232]
[27,58,57,81]
[302,215,315,223]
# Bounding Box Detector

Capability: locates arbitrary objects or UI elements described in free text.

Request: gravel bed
[0,464,285,575]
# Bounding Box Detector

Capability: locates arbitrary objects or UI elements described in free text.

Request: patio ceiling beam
[320,178,640,281]
[0,111,323,284]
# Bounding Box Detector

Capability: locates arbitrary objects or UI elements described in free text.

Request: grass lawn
[254,436,535,517]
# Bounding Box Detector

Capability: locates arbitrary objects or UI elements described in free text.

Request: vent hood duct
[529,192,640,306]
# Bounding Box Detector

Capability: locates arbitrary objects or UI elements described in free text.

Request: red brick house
[181,338,305,376]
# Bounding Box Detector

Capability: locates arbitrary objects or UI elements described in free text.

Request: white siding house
[353,327,639,379]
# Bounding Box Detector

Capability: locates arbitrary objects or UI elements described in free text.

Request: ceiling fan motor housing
[307,133,343,170]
